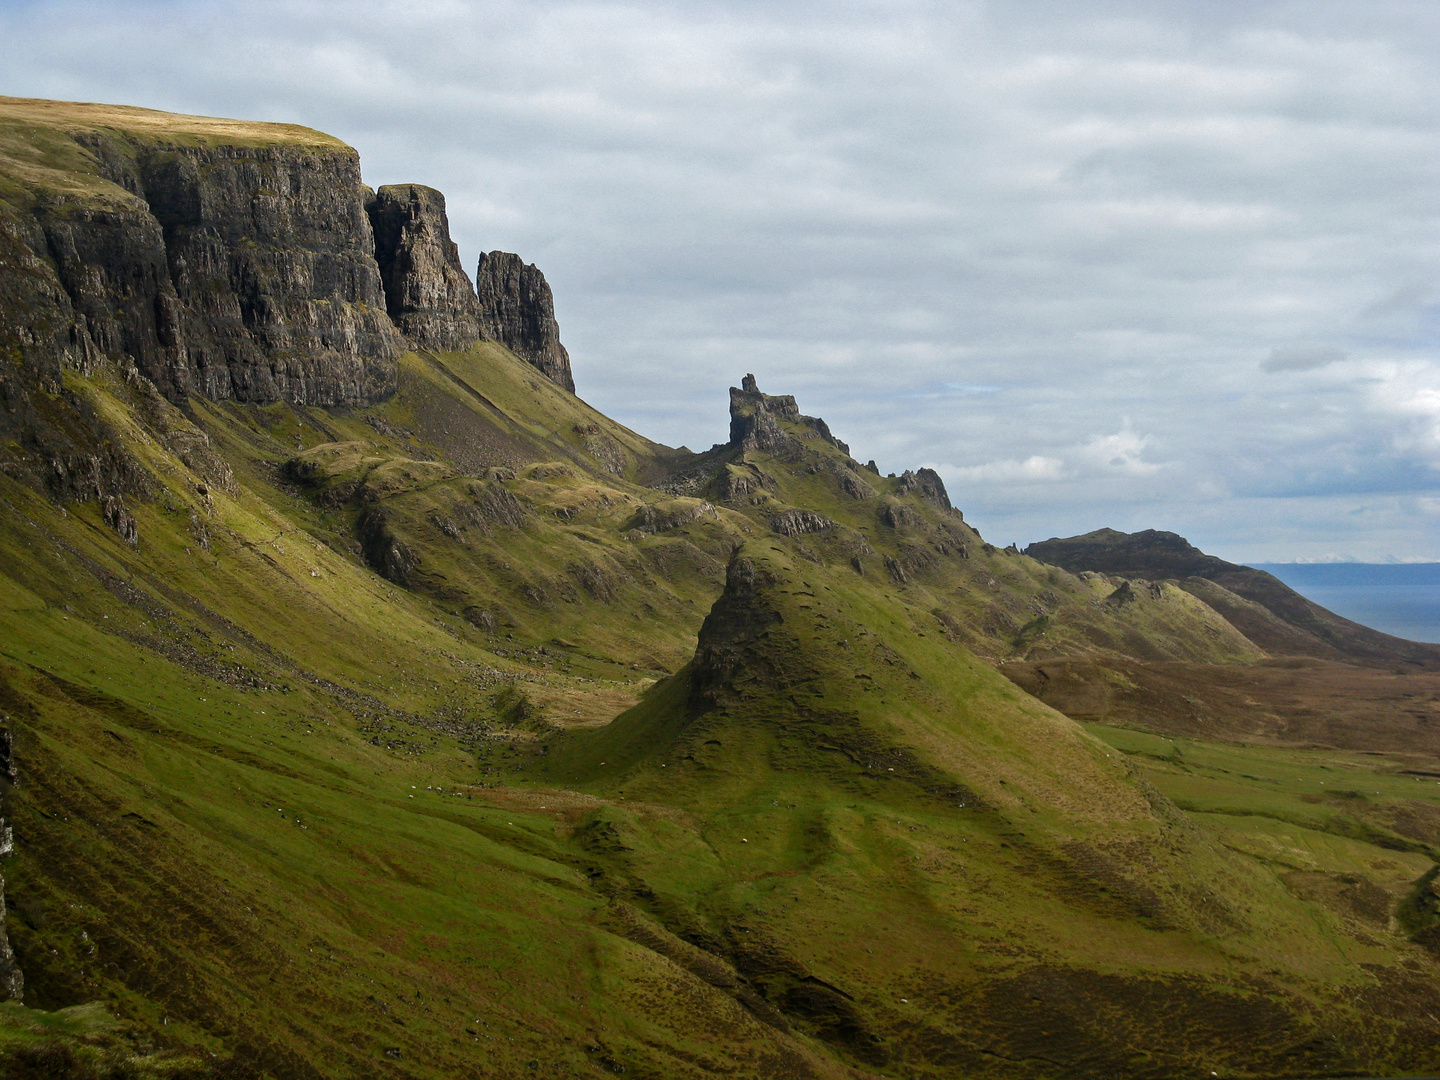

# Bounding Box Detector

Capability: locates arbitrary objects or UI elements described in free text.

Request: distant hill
[1025,528,1440,667]
[1253,563,1440,645]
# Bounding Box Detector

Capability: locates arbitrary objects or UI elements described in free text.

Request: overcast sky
[4,0,1438,561]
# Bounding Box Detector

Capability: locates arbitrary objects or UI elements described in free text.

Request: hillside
[1,96,1440,1079]
[1025,528,1440,666]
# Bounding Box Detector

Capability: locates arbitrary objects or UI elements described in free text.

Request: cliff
[367,183,485,351]
[0,97,403,407]
[474,250,575,392]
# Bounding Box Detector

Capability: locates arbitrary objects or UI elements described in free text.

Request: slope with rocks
[541,542,1440,1078]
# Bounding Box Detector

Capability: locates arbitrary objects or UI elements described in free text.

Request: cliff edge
[474,250,575,393]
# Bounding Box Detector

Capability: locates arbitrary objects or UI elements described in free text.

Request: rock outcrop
[0,98,403,407]
[474,251,575,392]
[896,468,952,512]
[769,508,835,537]
[727,373,850,455]
[367,184,485,351]
[689,551,789,711]
[0,726,21,1000]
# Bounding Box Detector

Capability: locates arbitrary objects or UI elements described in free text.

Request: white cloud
[1078,428,1163,476]
[950,455,1067,484]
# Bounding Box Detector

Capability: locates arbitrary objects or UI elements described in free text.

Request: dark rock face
[896,468,952,512]
[727,374,850,455]
[358,505,418,585]
[2,124,403,408]
[729,381,796,453]
[474,251,575,392]
[689,554,787,711]
[367,184,484,351]
[134,142,402,405]
[32,195,191,396]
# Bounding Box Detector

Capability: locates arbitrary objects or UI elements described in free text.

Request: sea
[1249,563,1440,645]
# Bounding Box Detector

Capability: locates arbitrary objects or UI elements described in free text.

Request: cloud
[1077,427,1164,476]
[1263,344,1347,372]
[2,0,1439,560]
[950,455,1067,484]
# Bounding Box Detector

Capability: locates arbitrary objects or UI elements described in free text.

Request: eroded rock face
[2,117,403,408]
[367,184,484,351]
[474,251,575,392]
[728,375,799,453]
[689,553,786,710]
[769,508,835,537]
[727,374,850,455]
[896,468,952,512]
[103,138,403,405]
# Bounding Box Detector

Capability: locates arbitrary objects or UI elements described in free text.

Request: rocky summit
[2,96,1440,1080]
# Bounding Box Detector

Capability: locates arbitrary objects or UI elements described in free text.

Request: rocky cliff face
[688,550,790,711]
[474,251,575,392]
[367,184,485,351]
[0,99,403,408]
[727,373,850,455]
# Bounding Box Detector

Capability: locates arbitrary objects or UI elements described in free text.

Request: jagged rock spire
[367,184,485,351]
[474,252,575,392]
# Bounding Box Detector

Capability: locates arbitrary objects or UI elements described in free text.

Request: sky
[3,0,1438,562]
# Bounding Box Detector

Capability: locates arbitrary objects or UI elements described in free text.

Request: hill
[1,96,1439,1079]
[1025,528,1440,666]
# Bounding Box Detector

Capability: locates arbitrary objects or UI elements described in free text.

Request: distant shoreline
[1250,563,1440,644]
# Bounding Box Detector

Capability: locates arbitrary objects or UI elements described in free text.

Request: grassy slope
[0,360,858,1078]
[0,96,345,218]
[1,349,1438,1076]
[542,541,1440,1078]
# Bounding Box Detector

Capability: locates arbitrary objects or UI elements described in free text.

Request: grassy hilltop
[0,98,1439,1080]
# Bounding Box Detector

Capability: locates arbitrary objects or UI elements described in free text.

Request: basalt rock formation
[367,184,485,351]
[727,373,850,455]
[0,97,581,419]
[474,251,575,392]
[0,98,403,407]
